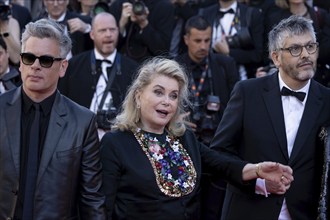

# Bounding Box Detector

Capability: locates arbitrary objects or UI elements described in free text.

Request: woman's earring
[137,103,141,109]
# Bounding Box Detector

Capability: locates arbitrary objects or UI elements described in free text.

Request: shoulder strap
[98,53,121,111]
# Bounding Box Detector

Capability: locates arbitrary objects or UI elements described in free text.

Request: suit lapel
[37,92,67,184]
[262,73,289,160]
[290,81,323,163]
[5,88,22,176]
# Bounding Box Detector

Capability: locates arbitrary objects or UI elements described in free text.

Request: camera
[93,1,110,15]
[226,27,253,49]
[192,95,220,145]
[0,3,11,21]
[96,107,117,130]
[132,0,146,16]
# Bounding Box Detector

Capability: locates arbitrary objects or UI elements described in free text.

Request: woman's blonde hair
[112,57,190,137]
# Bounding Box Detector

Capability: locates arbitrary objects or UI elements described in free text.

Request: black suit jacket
[0,88,106,219]
[58,50,138,109]
[101,129,247,220]
[211,72,330,220]
[200,3,264,77]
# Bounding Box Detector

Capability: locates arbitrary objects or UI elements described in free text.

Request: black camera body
[192,95,220,145]
[0,4,11,21]
[96,107,117,130]
[226,27,253,49]
[132,0,146,15]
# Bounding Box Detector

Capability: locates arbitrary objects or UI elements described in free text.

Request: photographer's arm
[0,17,20,64]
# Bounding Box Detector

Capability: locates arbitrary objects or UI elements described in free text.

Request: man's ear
[59,59,69,78]
[271,51,281,68]
[183,34,189,46]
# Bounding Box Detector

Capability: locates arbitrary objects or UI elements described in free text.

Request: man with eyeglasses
[210,15,330,220]
[0,19,106,220]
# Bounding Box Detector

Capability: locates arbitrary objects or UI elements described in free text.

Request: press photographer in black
[0,0,20,65]
[199,0,264,79]
[176,15,238,146]
[109,0,175,62]
[58,12,138,139]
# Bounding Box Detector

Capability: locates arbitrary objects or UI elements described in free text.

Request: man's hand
[67,18,90,33]
[213,35,230,55]
[258,162,293,195]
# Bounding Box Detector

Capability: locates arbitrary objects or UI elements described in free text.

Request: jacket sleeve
[79,115,107,220]
[100,132,122,219]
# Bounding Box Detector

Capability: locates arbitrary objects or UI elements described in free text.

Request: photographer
[176,15,238,146]
[0,0,20,65]
[176,15,239,220]
[199,0,264,79]
[58,12,138,139]
[0,37,21,94]
[109,0,175,62]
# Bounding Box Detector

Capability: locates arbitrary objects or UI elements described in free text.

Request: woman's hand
[243,162,294,189]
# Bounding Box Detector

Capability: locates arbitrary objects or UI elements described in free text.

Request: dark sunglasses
[20,53,64,68]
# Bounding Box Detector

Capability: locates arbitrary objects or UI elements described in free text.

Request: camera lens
[133,1,146,16]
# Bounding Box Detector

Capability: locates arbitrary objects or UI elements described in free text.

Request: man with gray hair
[0,18,106,220]
[211,15,330,220]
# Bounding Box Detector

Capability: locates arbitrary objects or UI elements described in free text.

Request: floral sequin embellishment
[134,128,197,197]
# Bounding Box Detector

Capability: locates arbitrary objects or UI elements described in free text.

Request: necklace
[134,128,197,197]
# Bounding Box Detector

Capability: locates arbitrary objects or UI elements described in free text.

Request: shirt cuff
[255,178,269,197]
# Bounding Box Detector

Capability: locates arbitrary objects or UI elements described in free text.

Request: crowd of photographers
[0,0,328,143]
[1,0,329,143]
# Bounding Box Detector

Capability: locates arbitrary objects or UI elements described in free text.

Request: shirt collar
[22,88,56,116]
[219,1,237,13]
[49,12,66,22]
[94,48,117,64]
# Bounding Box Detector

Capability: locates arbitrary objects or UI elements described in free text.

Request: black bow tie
[96,59,112,64]
[218,8,235,18]
[281,86,306,102]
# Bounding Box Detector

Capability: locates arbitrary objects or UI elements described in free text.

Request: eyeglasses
[20,53,64,68]
[279,42,319,57]
[46,0,66,4]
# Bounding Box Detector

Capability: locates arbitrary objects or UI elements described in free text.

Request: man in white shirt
[211,15,330,220]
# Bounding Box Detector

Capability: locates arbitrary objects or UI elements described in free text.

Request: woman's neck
[290,2,308,16]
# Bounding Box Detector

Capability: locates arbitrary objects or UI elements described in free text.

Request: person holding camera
[199,0,264,79]
[36,0,94,57]
[176,16,239,219]
[58,12,138,139]
[0,37,21,94]
[109,0,175,62]
[0,0,21,65]
[176,15,238,146]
